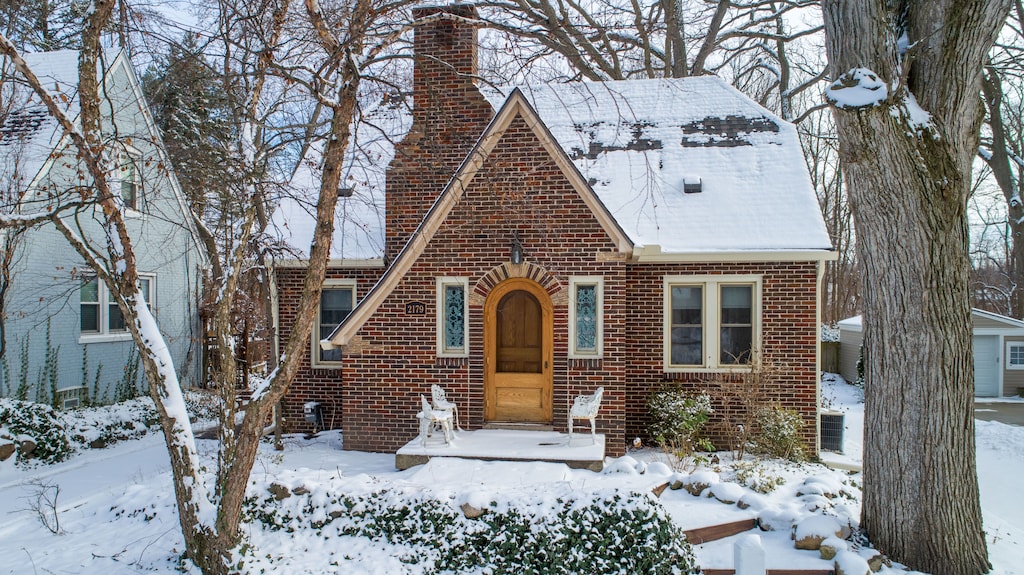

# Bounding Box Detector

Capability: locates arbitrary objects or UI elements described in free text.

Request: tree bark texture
[822,1,1010,573]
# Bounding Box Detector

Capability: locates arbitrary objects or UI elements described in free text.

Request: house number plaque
[405,301,427,316]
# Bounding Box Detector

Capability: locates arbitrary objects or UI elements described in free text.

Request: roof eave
[631,245,838,263]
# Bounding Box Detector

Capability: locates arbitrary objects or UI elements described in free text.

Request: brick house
[274,4,834,457]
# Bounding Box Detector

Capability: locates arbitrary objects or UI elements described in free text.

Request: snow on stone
[825,68,888,108]
[483,77,833,253]
[794,514,843,541]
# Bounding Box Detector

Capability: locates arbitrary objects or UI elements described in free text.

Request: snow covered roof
[277,75,834,260]
[0,50,81,194]
[481,77,832,253]
[271,94,410,261]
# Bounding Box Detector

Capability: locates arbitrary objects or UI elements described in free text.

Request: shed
[838,309,1024,397]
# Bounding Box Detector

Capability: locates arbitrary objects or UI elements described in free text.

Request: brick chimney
[385,4,494,260]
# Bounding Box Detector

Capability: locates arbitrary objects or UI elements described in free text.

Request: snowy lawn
[0,376,1022,574]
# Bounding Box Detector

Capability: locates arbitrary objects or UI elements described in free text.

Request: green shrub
[241,486,699,575]
[0,398,73,464]
[646,388,713,454]
[752,402,806,461]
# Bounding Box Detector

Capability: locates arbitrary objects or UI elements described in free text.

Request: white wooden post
[734,533,766,575]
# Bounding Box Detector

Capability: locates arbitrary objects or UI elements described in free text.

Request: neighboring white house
[838,309,1024,398]
[0,49,204,406]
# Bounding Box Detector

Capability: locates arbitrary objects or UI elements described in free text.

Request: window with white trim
[436,277,469,357]
[1006,341,1024,369]
[314,280,355,367]
[569,277,603,358]
[664,275,760,371]
[80,275,154,341]
[115,150,143,212]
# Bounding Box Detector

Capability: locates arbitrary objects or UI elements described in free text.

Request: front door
[485,279,553,422]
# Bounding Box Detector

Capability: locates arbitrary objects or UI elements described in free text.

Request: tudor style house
[0,50,204,405]
[275,5,834,456]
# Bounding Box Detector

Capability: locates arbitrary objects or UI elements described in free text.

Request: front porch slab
[395,429,605,471]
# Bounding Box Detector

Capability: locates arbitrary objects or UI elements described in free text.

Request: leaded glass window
[575,284,597,352]
[444,284,465,350]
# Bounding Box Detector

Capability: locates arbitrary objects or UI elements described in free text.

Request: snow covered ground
[0,375,1021,574]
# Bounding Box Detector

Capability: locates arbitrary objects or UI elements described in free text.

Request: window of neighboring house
[664,275,761,371]
[1006,341,1024,369]
[80,275,154,341]
[569,277,603,358]
[436,277,468,357]
[314,280,355,367]
[116,151,142,211]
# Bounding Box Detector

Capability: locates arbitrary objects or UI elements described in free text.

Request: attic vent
[683,179,703,194]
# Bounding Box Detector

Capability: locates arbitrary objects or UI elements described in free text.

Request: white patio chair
[431,384,462,431]
[568,387,604,444]
[417,395,453,447]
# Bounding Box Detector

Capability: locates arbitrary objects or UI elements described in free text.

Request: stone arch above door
[471,262,565,306]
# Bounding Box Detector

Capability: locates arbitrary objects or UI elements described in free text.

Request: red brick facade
[276,6,823,458]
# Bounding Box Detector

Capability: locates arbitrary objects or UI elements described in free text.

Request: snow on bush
[646,388,713,454]
[0,390,221,466]
[240,478,699,575]
[752,402,806,461]
[821,323,840,343]
[0,398,72,464]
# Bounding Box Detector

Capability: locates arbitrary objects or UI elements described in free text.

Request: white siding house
[0,50,204,405]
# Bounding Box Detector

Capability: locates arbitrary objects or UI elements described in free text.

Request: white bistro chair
[431,384,462,431]
[568,387,604,444]
[417,395,453,447]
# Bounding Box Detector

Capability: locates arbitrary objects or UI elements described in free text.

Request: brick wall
[275,265,384,432]
[341,114,629,454]
[622,262,821,452]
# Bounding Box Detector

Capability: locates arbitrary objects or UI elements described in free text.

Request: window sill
[311,362,345,370]
[79,333,133,344]
[663,365,752,374]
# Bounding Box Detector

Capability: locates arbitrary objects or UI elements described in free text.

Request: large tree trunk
[821,2,1010,573]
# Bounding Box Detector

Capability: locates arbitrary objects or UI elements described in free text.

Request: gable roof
[481,77,833,255]
[324,88,632,348]
[1,49,207,265]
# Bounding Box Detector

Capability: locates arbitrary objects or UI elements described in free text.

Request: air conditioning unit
[820,410,845,453]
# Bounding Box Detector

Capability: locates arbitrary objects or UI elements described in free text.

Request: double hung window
[664,275,759,371]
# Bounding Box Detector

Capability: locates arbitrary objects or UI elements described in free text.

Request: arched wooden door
[484,279,553,422]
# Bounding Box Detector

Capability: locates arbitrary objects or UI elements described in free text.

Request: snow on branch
[825,68,888,108]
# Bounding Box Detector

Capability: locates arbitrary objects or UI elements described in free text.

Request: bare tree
[821,1,1011,573]
[798,108,858,323]
[0,0,411,572]
[977,3,1024,318]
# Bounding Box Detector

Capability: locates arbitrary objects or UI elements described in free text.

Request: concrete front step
[395,429,605,471]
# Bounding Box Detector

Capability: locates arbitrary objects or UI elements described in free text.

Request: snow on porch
[395,429,605,471]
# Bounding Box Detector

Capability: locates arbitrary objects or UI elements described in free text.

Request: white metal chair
[568,387,604,444]
[431,384,461,431]
[417,395,453,447]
